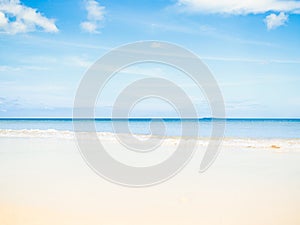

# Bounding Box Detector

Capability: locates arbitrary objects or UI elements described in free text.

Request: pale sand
[0,135,300,225]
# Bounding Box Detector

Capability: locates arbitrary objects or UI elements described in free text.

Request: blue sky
[0,0,300,118]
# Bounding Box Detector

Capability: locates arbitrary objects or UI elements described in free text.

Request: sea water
[0,118,299,138]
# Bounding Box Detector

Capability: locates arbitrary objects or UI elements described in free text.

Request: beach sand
[0,134,300,225]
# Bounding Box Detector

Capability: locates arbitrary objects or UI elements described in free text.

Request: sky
[0,0,300,118]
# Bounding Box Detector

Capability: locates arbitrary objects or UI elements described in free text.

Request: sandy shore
[0,134,300,225]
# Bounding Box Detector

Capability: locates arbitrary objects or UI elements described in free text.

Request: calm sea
[0,118,299,138]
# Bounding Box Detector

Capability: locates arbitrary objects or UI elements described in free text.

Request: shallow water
[0,118,300,138]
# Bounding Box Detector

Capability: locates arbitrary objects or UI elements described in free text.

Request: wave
[0,129,75,139]
[0,129,300,151]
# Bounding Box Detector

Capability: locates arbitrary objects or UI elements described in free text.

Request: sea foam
[1,129,300,152]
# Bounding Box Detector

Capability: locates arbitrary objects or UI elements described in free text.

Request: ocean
[0,118,299,138]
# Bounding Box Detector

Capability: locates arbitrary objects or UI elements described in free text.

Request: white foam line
[0,129,299,151]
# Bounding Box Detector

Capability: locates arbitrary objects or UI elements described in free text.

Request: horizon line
[0,117,300,120]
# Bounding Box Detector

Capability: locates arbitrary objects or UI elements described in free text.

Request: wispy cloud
[18,34,111,50]
[202,56,300,64]
[142,20,274,47]
[265,12,288,30]
[176,0,300,29]
[13,52,95,69]
[0,97,22,112]
[64,56,93,68]
[225,99,262,111]
[0,65,49,72]
[80,0,105,33]
[0,0,58,34]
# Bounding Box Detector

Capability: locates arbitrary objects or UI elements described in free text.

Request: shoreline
[0,129,299,152]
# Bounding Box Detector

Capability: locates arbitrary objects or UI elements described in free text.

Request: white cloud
[176,0,300,29]
[80,21,97,33]
[0,11,8,27]
[80,0,105,33]
[265,12,288,30]
[177,0,300,14]
[0,0,58,34]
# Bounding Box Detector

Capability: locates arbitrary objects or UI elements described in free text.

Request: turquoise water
[0,118,300,138]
